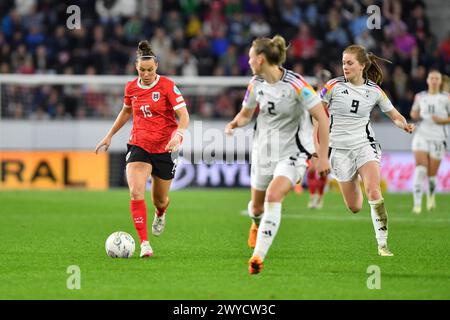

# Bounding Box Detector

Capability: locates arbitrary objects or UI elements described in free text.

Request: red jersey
[123,75,186,153]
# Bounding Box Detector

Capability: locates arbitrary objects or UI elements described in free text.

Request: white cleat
[307,195,318,209]
[427,194,435,211]
[316,196,324,209]
[152,215,166,236]
[412,206,422,214]
[378,245,394,257]
[140,241,153,258]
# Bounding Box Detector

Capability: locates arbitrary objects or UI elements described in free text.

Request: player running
[410,70,450,214]
[321,44,414,256]
[95,40,189,258]
[305,69,332,209]
[225,35,330,274]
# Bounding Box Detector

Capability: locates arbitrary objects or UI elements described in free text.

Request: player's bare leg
[427,157,441,211]
[151,175,172,236]
[248,188,265,248]
[337,178,364,214]
[413,151,428,214]
[127,162,153,257]
[249,176,291,274]
[359,161,393,256]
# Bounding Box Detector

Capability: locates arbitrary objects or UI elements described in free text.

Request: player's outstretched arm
[95,104,133,154]
[308,103,330,177]
[385,108,415,134]
[225,107,255,135]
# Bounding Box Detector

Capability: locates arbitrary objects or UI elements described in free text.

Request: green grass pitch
[0,189,449,299]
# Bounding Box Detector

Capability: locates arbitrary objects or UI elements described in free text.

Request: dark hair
[136,40,157,61]
[252,35,288,66]
[343,44,392,85]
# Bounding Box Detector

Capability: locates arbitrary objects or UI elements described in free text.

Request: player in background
[95,40,189,258]
[321,44,415,256]
[305,69,332,209]
[225,35,330,274]
[410,70,450,214]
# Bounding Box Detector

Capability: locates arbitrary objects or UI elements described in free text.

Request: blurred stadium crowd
[0,0,449,120]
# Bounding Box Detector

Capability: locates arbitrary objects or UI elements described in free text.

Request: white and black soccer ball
[105,231,135,258]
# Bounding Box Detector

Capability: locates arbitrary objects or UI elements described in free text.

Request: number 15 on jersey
[140,105,153,118]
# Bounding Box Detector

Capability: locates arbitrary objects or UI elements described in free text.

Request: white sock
[248,201,263,226]
[413,166,426,207]
[428,176,436,197]
[253,202,281,260]
[368,198,388,247]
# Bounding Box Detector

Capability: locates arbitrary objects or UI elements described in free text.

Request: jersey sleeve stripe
[173,102,186,110]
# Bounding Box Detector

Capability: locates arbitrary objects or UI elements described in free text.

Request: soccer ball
[105,231,135,258]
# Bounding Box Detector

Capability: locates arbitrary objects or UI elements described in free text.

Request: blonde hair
[343,44,392,85]
[252,35,288,66]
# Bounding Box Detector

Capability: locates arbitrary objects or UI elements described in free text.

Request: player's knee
[129,186,145,200]
[265,190,283,203]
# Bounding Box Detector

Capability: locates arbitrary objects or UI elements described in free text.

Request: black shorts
[126,144,178,180]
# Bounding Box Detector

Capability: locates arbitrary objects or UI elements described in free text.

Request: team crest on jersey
[301,87,313,99]
[152,92,160,101]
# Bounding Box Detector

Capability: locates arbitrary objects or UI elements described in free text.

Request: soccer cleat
[412,206,422,214]
[152,215,166,236]
[248,222,258,248]
[294,184,303,194]
[378,245,394,257]
[248,255,264,274]
[140,241,153,258]
[307,194,318,209]
[427,194,435,211]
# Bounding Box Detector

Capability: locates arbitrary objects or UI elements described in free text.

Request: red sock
[130,200,148,243]
[155,198,170,217]
[307,170,317,194]
[317,175,328,195]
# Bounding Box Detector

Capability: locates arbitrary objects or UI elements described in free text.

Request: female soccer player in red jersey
[95,40,189,258]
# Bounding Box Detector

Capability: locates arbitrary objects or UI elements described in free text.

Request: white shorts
[330,143,381,182]
[251,153,308,190]
[412,134,447,160]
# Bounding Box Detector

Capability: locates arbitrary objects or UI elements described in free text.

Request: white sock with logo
[253,202,281,260]
[413,166,426,207]
[428,176,436,197]
[368,198,388,247]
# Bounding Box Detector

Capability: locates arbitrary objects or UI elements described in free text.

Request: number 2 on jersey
[140,105,152,118]
[268,101,276,115]
[350,100,359,113]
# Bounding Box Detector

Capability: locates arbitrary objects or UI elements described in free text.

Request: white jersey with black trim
[321,77,394,149]
[411,91,450,141]
[242,68,321,162]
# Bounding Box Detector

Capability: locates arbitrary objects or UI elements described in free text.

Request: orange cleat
[248,255,264,275]
[248,222,258,248]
